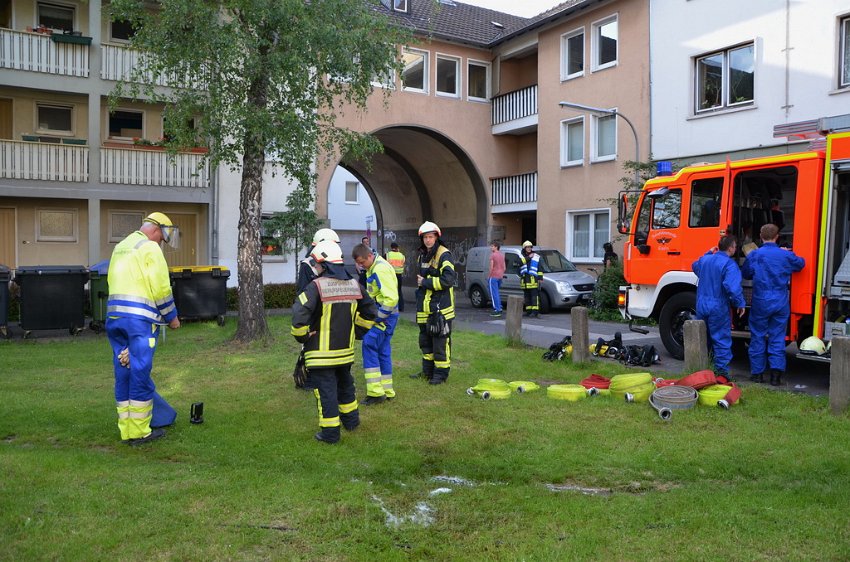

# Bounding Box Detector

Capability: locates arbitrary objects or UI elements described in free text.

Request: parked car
[465,245,596,313]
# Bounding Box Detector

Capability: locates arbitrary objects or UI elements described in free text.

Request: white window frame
[467,59,491,102]
[694,42,755,114]
[840,15,850,89]
[560,117,584,167]
[371,67,397,90]
[36,208,78,243]
[37,1,75,33]
[591,113,616,162]
[108,108,145,141]
[345,181,359,204]
[591,14,617,72]
[566,208,610,264]
[35,103,73,136]
[560,27,584,81]
[109,210,145,243]
[401,48,429,94]
[393,0,408,13]
[435,54,460,98]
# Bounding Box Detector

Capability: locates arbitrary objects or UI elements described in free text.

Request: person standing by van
[488,241,505,317]
[519,241,543,317]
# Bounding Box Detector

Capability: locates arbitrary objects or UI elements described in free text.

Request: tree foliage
[263,186,324,276]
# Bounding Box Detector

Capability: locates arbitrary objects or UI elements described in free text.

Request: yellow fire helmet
[144,212,179,249]
[522,240,533,248]
[799,336,826,355]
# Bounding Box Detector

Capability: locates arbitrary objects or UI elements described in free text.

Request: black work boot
[430,368,449,385]
[362,395,386,406]
[749,372,764,383]
[129,428,166,447]
[315,427,340,444]
[770,370,782,387]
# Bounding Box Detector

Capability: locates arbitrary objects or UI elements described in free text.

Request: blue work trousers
[696,302,733,374]
[488,278,503,313]
[107,316,159,403]
[748,296,789,374]
[362,313,398,397]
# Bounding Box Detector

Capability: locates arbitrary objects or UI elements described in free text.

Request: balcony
[0,139,89,182]
[491,84,538,135]
[0,28,90,77]
[491,171,537,213]
[101,43,206,89]
[100,144,209,188]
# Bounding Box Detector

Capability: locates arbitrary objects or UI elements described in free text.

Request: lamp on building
[558,101,641,185]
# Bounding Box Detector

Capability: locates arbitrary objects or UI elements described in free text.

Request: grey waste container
[13,266,88,336]
[0,265,10,338]
[169,266,230,326]
[88,259,110,333]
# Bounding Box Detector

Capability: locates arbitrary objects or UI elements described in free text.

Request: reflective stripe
[111,293,158,308]
[320,416,341,428]
[107,304,161,322]
[130,399,153,408]
[339,400,358,414]
[291,324,309,337]
[299,292,308,305]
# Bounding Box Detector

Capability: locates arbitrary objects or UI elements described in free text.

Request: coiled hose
[649,385,699,420]
[547,384,591,401]
[609,373,655,403]
[698,384,734,409]
[466,378,512,400]
[508,381,541,393]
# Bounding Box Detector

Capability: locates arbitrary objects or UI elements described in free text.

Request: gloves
[118,347,130,368]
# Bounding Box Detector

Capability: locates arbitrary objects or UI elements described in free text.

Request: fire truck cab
[618,117,850,361]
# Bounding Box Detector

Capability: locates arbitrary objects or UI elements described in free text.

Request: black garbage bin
[13,266,89,336]
[88,259,110,333]
[169,266,230,326]
[0,264,10,338]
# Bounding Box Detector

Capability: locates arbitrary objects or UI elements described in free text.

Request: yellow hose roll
[475,378,510,390]
[508,381,541,393]
[547,384,588,402]
[609,373,654,392]
[610,381,656,403]
[698,384,733,407]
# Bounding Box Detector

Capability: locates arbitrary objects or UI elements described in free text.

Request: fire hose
[547,384,594,401]
[466,378,512,400]
[508,381,541,393]
[609,373,655,403]
[698,384,736,409]
[648,385,699,420]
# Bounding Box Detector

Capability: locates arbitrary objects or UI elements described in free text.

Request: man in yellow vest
[106,212,181,446]
[385,242,406,312]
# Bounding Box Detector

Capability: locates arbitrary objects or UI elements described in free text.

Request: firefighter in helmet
[297,228,340,293]
[412,221,456,384]
[519,241,543,317]
[106,212,181,446]
[291,240,377,443]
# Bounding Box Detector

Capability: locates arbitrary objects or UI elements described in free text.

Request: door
[162,213,197,267]
[628,188,685,284]
[0,99,12,139]
[0,207,16,267]
[502,251,524,301]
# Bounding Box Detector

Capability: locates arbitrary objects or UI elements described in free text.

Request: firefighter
[106,212,181,446]
[291,240,377,444]
[519,241,543,317]
[385,242,406,312]
[297,228,339,293]
[353,243,399,404]
[742,223,805,386]
[412,221,456,384]
[692,235,746,379]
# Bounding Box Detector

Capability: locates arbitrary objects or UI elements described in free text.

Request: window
[109,211,144,242]
[261,215,284,257]
[109,109,144,140]
[841,16,850,88]
[593,114,616,161]
[560,28,584,80]
[592,15,617,71]
[505,252,522,275]
[689,178,723,227]
[36,104,73,134]
[467,60,490,101]
[436,55,459,97]
[568,210,610,261]
[111,19,136,42]
[652,189,682,230]
[345,181,359,204]
[560,117,584,166]
[695,43,754,112]
[38,2,74,32]
[37,208,77,242]
[371,68,396,90]
[401,49,428,93]
[393,0,408,13]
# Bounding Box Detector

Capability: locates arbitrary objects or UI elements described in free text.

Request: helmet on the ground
[312,228,340,245]
[311,240,344,264]
[419,221,441,236]
[799,336,826,355]
[522,240,533,248]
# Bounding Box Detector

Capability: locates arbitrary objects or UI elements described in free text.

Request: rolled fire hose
[466,378,512,400]
[580,374,611,396]
[508,381,541,393]
[698,384,735,409]
[547,384,594,401]
[648,385,699,420]
[609,373,655,403]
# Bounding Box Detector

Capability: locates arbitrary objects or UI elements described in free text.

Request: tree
[263,186,324,277]
[109,0,408,342]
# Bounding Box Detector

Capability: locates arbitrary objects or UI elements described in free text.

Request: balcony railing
[0,139,88,182]
[492,84,538,126]
[101,43,206,89]
[101,145,209,188]
[491,171,537,209]
[0,28,89,77]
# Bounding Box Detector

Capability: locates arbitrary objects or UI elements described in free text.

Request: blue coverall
[742,242,805,374]
[692,251,746,375]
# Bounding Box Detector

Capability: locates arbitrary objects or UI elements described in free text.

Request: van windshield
[539,250,577,273]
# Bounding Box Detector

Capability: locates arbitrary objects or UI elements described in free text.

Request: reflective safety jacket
[519,252,543,289]
[291,274,377,368]
[416,245,456,324]
[386,250,406,274]
[365,255,399,320]
[107,231,177,324]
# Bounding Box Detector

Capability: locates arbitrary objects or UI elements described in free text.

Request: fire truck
[617,116,850,360]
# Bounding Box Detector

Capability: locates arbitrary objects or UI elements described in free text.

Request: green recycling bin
[13,266,88,336]
[0,264,10,338]
[88,259,110,333]
[169,266,230,326]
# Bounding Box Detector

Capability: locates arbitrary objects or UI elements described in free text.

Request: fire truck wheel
[469,285,488,308]
[659,292,696,360]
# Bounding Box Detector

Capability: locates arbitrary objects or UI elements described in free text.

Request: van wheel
[469,285,487,308]
[659,292,696,360]
[540,291,551,314]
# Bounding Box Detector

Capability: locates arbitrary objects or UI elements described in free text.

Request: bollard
[505,295,523,345]
[830,337,850,415]
[571,306,590,363]
[684,319,709,373]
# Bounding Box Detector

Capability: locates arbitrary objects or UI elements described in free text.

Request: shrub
[591,261,626,311]
[226,283,298,311]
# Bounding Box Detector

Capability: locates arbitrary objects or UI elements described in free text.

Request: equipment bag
[543,335,572,361]
[618,344,659,367]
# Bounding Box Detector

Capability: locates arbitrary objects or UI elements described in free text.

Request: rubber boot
[315,427,341,444]
[770,370,782,387]
[749,372,764,383]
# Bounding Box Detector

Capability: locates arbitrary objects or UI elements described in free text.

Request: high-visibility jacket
[291,274,377,368]
[365,255,399,319]
[416,245,456,324]
[519,252,543,289]
[386,250,406,275]
[107,231,177,324]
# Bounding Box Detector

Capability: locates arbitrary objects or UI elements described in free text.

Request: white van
[464,245,596,313]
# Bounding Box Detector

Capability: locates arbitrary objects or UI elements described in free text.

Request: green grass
[2,317,850,560]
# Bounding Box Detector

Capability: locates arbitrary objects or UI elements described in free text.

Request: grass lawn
[2,316,850,561]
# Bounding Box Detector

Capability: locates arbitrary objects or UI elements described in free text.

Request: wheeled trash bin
[88,259,110,333]
[13,266,89,337]
[169,266,230,325]
[0,264,11,338]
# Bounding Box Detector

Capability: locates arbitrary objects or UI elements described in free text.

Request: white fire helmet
[312,228,340,245]
[310,240,344,264]
[418,221,441,237]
